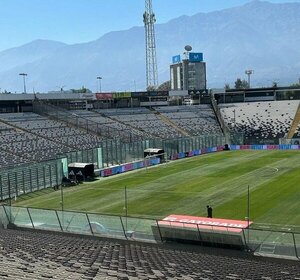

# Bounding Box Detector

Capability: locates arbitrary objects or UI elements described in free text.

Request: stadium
[0,88,300,279]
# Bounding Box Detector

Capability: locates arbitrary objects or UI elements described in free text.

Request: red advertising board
[159,214,252,233]
[96,93,113,100]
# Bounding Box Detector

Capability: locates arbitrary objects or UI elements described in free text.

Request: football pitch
[14,150,300,227]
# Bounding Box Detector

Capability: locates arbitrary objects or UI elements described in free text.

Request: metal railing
[1,206,299,260]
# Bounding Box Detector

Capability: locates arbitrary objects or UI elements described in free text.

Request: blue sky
[0,0,299,51]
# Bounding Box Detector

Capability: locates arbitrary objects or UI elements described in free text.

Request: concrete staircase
[287,103,300,138]
[150,108,191,137]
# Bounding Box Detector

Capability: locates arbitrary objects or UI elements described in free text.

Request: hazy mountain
[0,40,67,73]
[0,0,300,93]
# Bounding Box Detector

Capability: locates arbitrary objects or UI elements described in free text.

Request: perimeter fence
[0,134,226,201]
[1,206,299,261]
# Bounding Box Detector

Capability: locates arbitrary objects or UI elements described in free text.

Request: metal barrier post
[27,208,35,229]
[22,170,25,195]
[43,166,46,189]
[2,205,10,223]
[120,216,128,240]
[8,174,11,206]
[36,167,39,190]
[29,169,33,192]
[0,175,2,201]
[15,172,18,197]
[196,224,202,243]
[55,210,63,232]
[156,220,163,243]
[292,233,299,259]
[86,213,94,235]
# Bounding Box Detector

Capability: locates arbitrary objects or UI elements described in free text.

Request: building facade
[170,52,206,91]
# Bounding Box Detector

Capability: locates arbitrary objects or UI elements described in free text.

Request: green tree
[224,83,230,90]
[290,83,300,88]
[71,86,92,93]
[234,78,249,89]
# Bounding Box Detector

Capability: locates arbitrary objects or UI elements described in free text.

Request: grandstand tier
[220,100,300,144]
[0,227,299,279]
[0,104,223,167]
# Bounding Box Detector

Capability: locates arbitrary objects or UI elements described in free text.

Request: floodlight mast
[143,0,158,90]
[245,70,254,88]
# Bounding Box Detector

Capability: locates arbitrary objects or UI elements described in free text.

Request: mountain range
[0,0,300,93]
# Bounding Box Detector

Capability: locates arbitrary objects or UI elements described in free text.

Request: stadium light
[245,70,254,88]
[19,73,28,94]
[97,76,102,93]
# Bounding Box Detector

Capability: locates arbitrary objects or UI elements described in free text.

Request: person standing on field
[207,205,213,218]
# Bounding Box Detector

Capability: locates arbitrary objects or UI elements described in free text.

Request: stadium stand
[98,105,222,139]
[0,101,299,167]
[72,109,148,142]
[219,101,300,144]
[0,112,107,166]
[0,112,104,149]
[155,105,222,136]
[287,103,300,138]
[96,107,184,139]
[294,123,300,138]
[0,103,223,167]
[0,228,299,279]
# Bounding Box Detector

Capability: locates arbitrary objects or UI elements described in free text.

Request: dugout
[68,163,94,181]
[144,148,165,161]
[152,215,252,250]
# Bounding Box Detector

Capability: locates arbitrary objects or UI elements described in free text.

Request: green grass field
[13,150,300,227]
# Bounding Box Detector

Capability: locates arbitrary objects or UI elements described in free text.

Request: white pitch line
[267,166,279,173]
[258,225,270,229]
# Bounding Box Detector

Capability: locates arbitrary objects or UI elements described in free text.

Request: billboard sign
[132,91,169,98]
[172,55,181,64]
[112,92,131,99]
[96,93,113,100]
[131,91,148,98]
[189,52,203,62]
[160,214,252,233]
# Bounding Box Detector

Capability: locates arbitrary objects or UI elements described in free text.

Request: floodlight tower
[245,69,254,88]
[143,0,158,90]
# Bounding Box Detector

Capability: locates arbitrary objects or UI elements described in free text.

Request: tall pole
[97,76,102,93]
[245,70,253,88]
[124,186,128,231]
[247,185,250,246]
[8,174,11,206]
[233,109,236,128]
[19,73,27,94]
[60,183,64,229]
[60,184,64,212]
[143,0,158,90]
